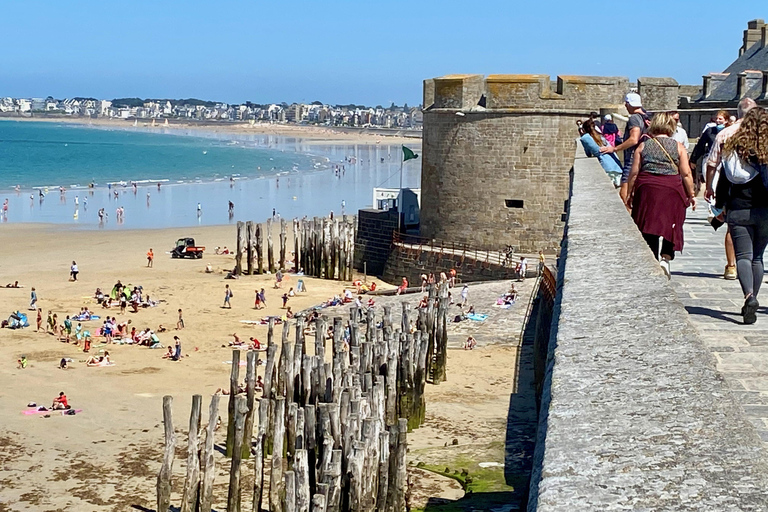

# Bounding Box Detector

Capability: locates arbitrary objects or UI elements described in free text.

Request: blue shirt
[580,134,623,175]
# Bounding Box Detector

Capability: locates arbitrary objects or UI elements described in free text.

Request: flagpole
[398,147,404,232]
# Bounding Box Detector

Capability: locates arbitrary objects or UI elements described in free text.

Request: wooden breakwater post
[256,222,264,275]
[157,303,444,511]
[180,394,202,512]
[235,221,245,275]
[293,218,300,272]
[246,221,256,275]
[267,217,275,273]
[157,396,175,512]
[280,218,287,272]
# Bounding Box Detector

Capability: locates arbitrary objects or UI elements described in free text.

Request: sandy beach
[0,222,529,511]
[6,115,422,147]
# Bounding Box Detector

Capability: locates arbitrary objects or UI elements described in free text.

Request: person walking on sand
[147,248,154,268]
[223,284,233,308]
[36,309,42,332]
[259,288,267,307]
[29,287,37,310]
[176,309,184,330]
[70,261,79,281]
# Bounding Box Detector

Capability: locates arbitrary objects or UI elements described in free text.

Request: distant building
[679,18,768,133]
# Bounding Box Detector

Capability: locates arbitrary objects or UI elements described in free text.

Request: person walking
[705,99,757,282]
[177,309,185,329]
[710,106,768,324]
[147,248,154,268]
[625,112,696,279]
[70,261,79,281]
[223,284,233,308]
[691,110,729,185]
[601,115,622,147]
[29,287,37,310]
[600,92,650,203]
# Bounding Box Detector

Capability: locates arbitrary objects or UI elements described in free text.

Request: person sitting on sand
[59,358,68,369]
[288,287,295,297]
[158,324,167,333]
[162,346,174,359]
[285,307,294,319]
[249,337,262,350]
[17,355,27,369]
[256,375,264,391]
[229,333,242,346]
[5,281,21,288]
[52,392,69,410]
[205,264,213,273]
[418,295,429,309]
[396,277,408,295]
[86,351,112,366]
[464,336,477,350]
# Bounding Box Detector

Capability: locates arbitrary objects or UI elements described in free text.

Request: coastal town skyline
[0,1,761,105]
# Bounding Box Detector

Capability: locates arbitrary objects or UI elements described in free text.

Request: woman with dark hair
[625,112,696,279]
[719,107,768,324]
[579,118,623,186]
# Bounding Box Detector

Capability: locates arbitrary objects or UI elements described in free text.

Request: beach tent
[7,312,28,329]
[110,285,131,301]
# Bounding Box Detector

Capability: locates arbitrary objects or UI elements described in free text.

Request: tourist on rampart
[705,99,756,282]
[708,105,768,324]
[579,119,622,187]
[600,93,650,203]
[625,112,696,279]
[691,110,729,187]
[601,115,622,147]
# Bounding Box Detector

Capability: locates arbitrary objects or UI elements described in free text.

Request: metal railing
[391,231,515,268]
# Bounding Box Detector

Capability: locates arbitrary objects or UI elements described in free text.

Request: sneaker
[742,295,759,325]
[660,259,671,280]
[724,265,738,280]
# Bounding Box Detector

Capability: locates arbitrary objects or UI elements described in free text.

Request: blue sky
[0,0,763,106]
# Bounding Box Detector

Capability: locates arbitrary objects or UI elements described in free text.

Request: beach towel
[87,361,115,367]
[466,313,488,322]
[22,407,83,416]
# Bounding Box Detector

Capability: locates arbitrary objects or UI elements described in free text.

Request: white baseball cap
[604,114,612,121]
[625,93,642,108]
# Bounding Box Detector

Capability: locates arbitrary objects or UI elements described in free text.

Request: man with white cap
[600,92,649,203]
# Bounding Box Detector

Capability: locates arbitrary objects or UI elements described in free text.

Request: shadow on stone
[422,491,518,511]
[685,305,743,324]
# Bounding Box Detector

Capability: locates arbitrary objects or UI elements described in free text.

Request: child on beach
[254,290,262,309]
[223,285,233,308]
[52,392,69,410]
[70,261,79,281]
[281,293,289,308]
[176,309,184,329]
[17,355,27,369]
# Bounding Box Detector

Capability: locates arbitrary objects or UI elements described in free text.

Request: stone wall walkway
[672,206,768,443]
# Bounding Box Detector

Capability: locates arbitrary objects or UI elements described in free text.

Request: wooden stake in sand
[199,393,220,512]
[280,217,287,272]
[227,395,249,512]
[267,217,275,274]
[180,394,202,512]
[235,221,244,276]
[226,349,241,457]
[256,223,264,275]
[246,221,255,275]
[157,395,175,512]
[242,350,257,460]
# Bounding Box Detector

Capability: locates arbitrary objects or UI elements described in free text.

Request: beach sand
[9,116,422,147]
[0,222,528,511]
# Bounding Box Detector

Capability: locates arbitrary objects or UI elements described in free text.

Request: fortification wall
[527,149,768,511]
[353,208,399,277]
[420,74,678,253]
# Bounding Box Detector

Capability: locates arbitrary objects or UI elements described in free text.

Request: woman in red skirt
[625,112,697,279]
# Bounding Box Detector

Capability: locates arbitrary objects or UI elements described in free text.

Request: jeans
[727,208,768,298]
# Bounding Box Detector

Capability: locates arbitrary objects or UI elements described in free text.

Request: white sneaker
[660,259,671,280]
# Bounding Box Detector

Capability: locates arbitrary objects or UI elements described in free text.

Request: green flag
[402,146,419,161]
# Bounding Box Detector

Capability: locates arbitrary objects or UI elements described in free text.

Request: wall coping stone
[527,149,768,511]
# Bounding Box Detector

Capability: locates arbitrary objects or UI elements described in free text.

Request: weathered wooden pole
[293,218,300,272]
[227,395,249,512]
[295,448,311,512]
[434,283,449,383]
[242,350,257,459]
[285,470,297,512]
[245,220,253,275]
[180,394,202,512]
[157,395,175,512]
[376,430,390,511]
[280,217,287,271]
[269,397,286,512]
[267,217,275,273]
[200,393,220,512]
[256,223,264,275]
[226,349,241,457]
[235,221,245,275]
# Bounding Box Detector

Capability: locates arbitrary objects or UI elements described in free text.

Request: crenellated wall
[420,74,678,254]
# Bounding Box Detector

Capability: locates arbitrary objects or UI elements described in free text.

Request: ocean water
[0,120,421,229]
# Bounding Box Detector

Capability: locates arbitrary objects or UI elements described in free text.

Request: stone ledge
[527,149,768,511]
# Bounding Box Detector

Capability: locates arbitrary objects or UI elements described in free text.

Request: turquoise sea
[0,120,421,229]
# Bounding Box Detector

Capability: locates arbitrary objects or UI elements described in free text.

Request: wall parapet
[527,149,768,511]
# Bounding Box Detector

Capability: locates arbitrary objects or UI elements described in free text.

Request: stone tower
[419,74,678,253]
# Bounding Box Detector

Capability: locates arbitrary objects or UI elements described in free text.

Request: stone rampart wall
[353,208,399,277]
[527,150,768,511]
[420,74,678,254]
